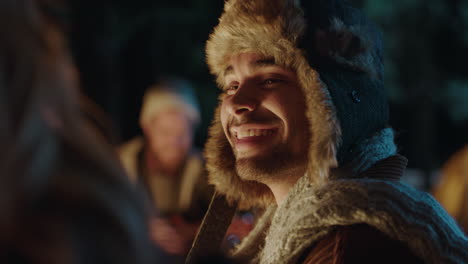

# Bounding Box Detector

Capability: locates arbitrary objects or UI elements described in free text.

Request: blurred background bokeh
[55,0,467,192]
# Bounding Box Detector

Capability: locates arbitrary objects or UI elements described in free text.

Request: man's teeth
[237,129,274,139]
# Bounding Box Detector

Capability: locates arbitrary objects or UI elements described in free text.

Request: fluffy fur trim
[205,0,380,209]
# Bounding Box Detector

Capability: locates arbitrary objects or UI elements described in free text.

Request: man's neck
[264,168,305,205]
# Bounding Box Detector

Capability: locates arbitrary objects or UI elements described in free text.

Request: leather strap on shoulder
[185,192,237,264]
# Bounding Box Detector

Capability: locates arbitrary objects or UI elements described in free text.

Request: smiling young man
[187,0,468,263]
[221,52,310,203]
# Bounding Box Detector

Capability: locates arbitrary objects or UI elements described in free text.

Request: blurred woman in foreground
[0,0,154,263]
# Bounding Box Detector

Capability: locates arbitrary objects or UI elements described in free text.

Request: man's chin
[234,147,270,160]
[234,150,308,183]
[235,155,284,182]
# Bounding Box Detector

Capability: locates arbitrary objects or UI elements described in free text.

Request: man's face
[144,109,193,169]
[220,53,310,182]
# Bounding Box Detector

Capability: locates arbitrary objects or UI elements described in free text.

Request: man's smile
[235,128,275,139]
[230,125,279,155]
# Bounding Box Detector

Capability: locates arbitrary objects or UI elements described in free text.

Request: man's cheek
[224,131,235,149]
[220,113,229,139]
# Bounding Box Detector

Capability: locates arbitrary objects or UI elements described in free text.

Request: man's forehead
[223,53,277,77]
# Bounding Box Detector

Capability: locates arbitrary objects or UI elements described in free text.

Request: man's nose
[226,85,258,116]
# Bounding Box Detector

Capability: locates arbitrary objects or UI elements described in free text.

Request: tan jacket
[119,137,210,218]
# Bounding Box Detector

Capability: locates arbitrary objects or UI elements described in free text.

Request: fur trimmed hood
[204,0,389,209]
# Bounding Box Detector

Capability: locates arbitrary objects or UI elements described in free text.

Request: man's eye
[262,79,282,85]
[224,85,238,94]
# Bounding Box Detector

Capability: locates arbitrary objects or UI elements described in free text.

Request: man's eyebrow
[253,58,276,68]
[223,58,277,77]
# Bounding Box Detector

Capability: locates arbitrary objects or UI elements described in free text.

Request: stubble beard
[234,144,308,184]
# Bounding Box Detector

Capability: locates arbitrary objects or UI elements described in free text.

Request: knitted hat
[204,0,390,209]
[139,78,200,129]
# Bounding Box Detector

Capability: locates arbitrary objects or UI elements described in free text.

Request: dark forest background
[60,0,467,190]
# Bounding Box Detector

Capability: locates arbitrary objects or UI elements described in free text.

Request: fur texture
[205,0,382,209]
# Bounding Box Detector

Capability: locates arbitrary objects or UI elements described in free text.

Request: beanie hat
[139,78,200,129]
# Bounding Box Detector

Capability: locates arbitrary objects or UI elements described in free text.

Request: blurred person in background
[119,79,211,263]
[0,0,154,263]
[433,145,468,234]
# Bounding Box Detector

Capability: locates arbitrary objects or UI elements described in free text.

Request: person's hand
[171,215,200,239]
[150,217,189,255]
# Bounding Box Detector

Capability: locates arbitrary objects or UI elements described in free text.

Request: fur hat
[139,78,200,129]
[205,0,390,209]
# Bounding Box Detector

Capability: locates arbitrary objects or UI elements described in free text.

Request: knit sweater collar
[252,170,468,264]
